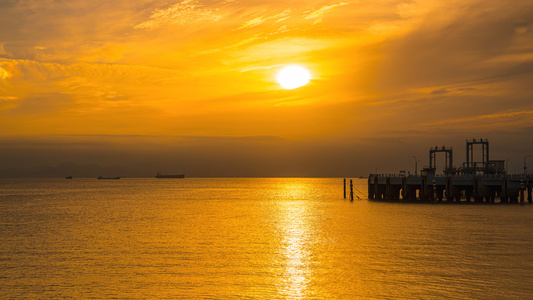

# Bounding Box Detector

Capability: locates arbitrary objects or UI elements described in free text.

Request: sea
[1,177,533,299]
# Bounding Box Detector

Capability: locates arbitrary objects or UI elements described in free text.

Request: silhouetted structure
[368,139,532,203]
[155,173,185,178]
[97,176,120,179]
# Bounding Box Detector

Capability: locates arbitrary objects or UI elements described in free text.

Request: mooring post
[344,178,346,199]
[350,179,354,201]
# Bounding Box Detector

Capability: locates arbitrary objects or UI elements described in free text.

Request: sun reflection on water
[272,180,317,299]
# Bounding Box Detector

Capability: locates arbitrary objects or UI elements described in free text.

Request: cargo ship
[98,176,121,179]
[155,173,185,178]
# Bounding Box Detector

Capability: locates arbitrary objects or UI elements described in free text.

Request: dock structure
[368,173,532,203]
[368,139,533,203]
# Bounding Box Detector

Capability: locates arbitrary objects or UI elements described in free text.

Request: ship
[97,176,121,179]
[155,172,185,178]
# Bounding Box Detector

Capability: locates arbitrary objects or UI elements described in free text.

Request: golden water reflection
[272,181,318,298]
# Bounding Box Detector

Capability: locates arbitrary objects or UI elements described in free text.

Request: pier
[367,139,533,203]
[368,173,532,203]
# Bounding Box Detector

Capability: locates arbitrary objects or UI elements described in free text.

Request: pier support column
[374,177,379,200]
[527,181,533,203]
[454,192,461,202]
[432,179,437,203]
[501,178,508,203]
[386,177,391,200]
[521,180,525,204]
[473,177,481,203]
[465,189,472,202]
[401,178,406,201]
[421,178,428,202]
[446,177,453,202]
[489,188,496,203]
[368,177,375,200]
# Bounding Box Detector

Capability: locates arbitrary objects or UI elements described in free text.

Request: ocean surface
[1,177,533,299]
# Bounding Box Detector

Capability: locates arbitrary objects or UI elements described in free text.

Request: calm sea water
[1,178,533,299]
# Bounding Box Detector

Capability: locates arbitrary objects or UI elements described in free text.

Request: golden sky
[1,0,532,176]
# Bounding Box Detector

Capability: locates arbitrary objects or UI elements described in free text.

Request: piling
[446,177,452,201]
[433,179,437,203]
[344,178,346,199]
[502,178,508,203]
[520,180,524,204]
[350,179,354,201]
[527,179,533,203]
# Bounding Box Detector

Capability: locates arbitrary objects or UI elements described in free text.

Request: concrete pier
[368,139,532,204]
[368,174,532,203]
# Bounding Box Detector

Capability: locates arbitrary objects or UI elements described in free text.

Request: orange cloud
[304,2,350,25]
[134,0,222,30]
[237,10,292,30]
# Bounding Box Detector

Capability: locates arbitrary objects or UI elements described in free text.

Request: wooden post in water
[344,178,346,199]
[350,179,354,201]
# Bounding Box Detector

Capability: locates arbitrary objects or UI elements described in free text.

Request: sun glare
[276,65,311,89]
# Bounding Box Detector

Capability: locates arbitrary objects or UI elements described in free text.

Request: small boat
[97,176,121,179]
[155,173,185,178]
[65,176,73,179]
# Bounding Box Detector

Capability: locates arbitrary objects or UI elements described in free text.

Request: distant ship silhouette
[97,176,121,179]
[155,172,185,178]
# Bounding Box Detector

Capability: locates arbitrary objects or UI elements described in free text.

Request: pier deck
[368,174,532,203]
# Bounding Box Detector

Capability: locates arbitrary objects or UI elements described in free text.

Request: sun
[276,65,311,89]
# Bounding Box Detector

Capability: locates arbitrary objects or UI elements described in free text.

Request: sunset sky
[1,0,532,176]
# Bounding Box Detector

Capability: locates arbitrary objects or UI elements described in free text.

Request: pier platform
[368,174,532,203]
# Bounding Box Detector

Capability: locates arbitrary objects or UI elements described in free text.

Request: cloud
[5,93,71,116]
[0,42,7,56]
[430,88,449,95]
[0,2,154,62]
[423,111,533,131]
[0,57,203,120]
[514,20,529,34]
[0,66,9,80]
[134,0,221,30]
[237,16,268,30]
[237,9,291,30]
[376,0,533,92]
[304,2,349,25]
